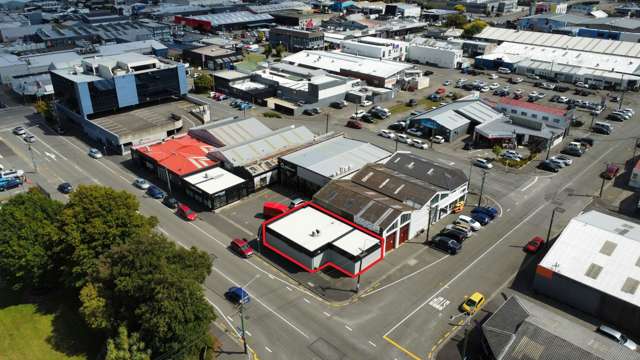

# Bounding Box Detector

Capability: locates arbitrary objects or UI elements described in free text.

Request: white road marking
[520,176,538,191]
[363,255,448,297]
[438,158,455,166]
[31,147,42,155]
[345,325,353,332]
[268,274,274,279]
[286,286,293,291]
[27,134,101,184]
[368,341,377,347]
[303,298,310,304]
[245,330,252,337]
[44,151,56,160]
[506,208,511,212]
[217,212,255,237]
[227,316,234,322]
[265,346,272,353]
[176,240,188,249]
[428,296,450,311]
[323,311,331,317]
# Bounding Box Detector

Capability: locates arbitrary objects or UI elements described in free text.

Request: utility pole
[590,111,596,129]
[477,171,487,207]
[425,207,433,242]
[355,239,366,293]
[240,300,247,354]
[325,113,329,134]
[546,207,565,247]
[468,161,473,186]
[164,167,172,194]
[545,140,551,160]
[28,144,37,173]
[619,74,625,111]
[394,135,399,152]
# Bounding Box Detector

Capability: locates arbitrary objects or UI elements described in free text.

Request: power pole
[545,139,551,160]
[164,167,172,194]
[28,144,37,173]
[425,206,433,243]
[619,74,625,111]
[240,300,247,354]
[477,171,487,207]
[546,207,565,247]
[325,113,329,134]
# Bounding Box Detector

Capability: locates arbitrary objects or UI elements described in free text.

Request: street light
[477,171,487,207]
[238,274,260,354]
[545,206,565,247]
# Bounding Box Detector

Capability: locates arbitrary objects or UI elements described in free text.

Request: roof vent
[622,277,640,295]
[600,241,617,256]
[585,263,603,280]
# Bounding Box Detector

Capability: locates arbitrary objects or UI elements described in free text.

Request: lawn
[235,53,267,73]
[0,287,99,360]
[388,98,440,115]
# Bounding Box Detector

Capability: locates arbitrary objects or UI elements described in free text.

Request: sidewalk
[210,322,254,360]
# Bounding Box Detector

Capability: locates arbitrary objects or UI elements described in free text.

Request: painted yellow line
[383,335,423,360]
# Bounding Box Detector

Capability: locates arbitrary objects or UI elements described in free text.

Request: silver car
[597,325,638,351]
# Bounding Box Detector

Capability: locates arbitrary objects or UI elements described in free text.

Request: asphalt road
[1,76,638,359]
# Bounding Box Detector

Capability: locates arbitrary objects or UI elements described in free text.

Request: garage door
[399,224,410,245]
[385,232,396,252]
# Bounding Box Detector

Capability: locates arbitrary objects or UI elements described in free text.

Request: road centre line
[211,266,310,339]
[303,298,310,303]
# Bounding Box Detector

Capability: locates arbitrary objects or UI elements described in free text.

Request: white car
[23,134,35,143]
[379,129,396,139]
[575,81,589,88]
[351,110,366,119]
[88,148,103,159]
[527,74,540,80]
[360,100,372,106]
[490,74,499,79]
[557,96,569,103]
[12,126,26,136]
[529,91,539,98]
[473,158,493,169]
[514,89,523,95]
[432,135,445,144]
[406,128,423,137]
[623,108,635,115]
[489,82,500,90]
[456,215,482,231]
[551,155,573,166]
[411,139,428,149]
[480,86,490,93]
[133,178,150,190]
[0,169,24,179]
[512,77,523,83]
[549,158,566,168]
[501,150,522,160]
[443,80,451,86]
[396,134,412,144]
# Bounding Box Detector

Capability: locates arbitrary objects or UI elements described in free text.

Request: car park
[379,129,396,139]
[57,182,73,194]
[431,135,445,144]
[162,196,179,209]
[346,120,362,129]
[0,177,22,191]
[411,139,428,149]
[146,185,165,199]
[88,148,103,159]
[472,158,493,169]
[597,325,638,351]
[177,203,197,220]
[133,178,150,190]
[12,126,26,136]
[430,235,462,255]
[538,160,560,172]
[225,287,250,305]
[230,238,254,258]
[471,206,498,220]
[525,236,544,253]
[460,292,485,314]
[456,215,481,231]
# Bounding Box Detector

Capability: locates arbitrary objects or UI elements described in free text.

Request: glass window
[542,116,549,121]
[532,114,537,118]
[510,109,517,114]
[51,73,80,114]
[520,111,527,116]
[87,79,118,115]
[134,68,181,104]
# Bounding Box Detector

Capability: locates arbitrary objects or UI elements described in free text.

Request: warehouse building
[261,202,383,277]
[280,134,392,194]
[448,0,517,15]
[340,37,408,61]
[384,3,421,18]
[174,12,274,32]
[406,39,464,69]
[269,27,325,53]
[533,211,640,336]
[482,295,640,360]
[182,45,243,70]
[183,167,250,210]
[283,50,418,88]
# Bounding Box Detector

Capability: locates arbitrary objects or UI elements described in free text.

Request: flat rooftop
[283,50,413,79]
[183,167,245,195]
[267,206,379,253]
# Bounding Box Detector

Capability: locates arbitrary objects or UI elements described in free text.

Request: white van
[497,67,511,74]
[594,121,613,132]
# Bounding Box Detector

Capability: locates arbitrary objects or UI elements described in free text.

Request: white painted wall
[406,45,463,69]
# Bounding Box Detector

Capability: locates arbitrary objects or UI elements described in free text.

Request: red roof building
[495,97,572,130]
[132,134,218,177]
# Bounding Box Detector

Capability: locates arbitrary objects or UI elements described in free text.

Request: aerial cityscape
[1,0,640,359]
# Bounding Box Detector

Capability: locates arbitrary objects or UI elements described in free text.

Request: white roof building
[183,167,245,195]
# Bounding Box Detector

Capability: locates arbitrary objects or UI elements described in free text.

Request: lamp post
[164,167,172,195]
[238,274,260,354]
[27,144,37,173]
[477,171,487,207]
[355,238,367,293]
[599,163,608,198]
[325,113,329,134]
[546,206,565,247]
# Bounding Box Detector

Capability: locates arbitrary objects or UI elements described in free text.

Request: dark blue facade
[576,28,621,40]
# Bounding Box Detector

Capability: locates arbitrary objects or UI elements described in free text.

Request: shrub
[263,111,282,118]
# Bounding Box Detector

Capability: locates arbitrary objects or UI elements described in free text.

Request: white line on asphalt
[28,134,101,184]
[286,286,292,291]
[368,341,377,347]
[362,255,449,297]
[437,158,455,166]
[227,316,234,322]
[265,346,272,353]
[268,274,274,279]
[245,330,252,337]
[217,212,255,237]
[506,208,511,212]
[345,325,353,332]
[323,312,331,317]
[520,176,538,192]
[383,201,547,337]
[211,266,310,339]
[31,146,42,155]
[303,298,310,304]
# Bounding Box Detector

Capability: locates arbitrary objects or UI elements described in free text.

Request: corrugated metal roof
[189,117,272,148]
[189,11,274,26]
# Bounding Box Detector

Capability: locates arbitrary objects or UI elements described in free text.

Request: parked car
[603,164,620,179]
[289,198,305,209]
[440,227,468,243]
[608,113,627,122]
[57,182,73,194]
[550,155,573,166]
[406,128,423,137]
[446,224,472,237]
[456,215,482,231]
[510,77,523,84]
[592,125,611,135]
[411,139,428,150]
[360,100,372,106]
[501,150,522,160]
[395,134,411,144]
[133,178,150,190]
[562,146,584,157]
[471,212,491,226]
[443,80,451,86]
[162,196,179,209]
[432,135,445,144]
[238,102,253,111]
[538,160,561,172]
[498,67,511,74]
[330,101,346,109]
[575,81,589,88]
[88,148,103,159]
[263,202,289,219]
[430,235,462,255]
[12,126,26,136]
[471,206,498,220]
[23,134,35,143]
[177,203,197,220]
[597,325,638,351]
[525,236,544,253]
[388,122,405,131]
[407,98,417,107]
[490,73,499,79]
[303,108,321,116]
[346,120,362,129]
[230,238,254,258]
[379,129,396,139]
[527,73,540,80]
[480,86,490,93]
[146,185,165,199]
[548,158,566,168]
[0,169,24,179]
[473,158,493,169]
[460,292,485,314]
[360,113,375,123]
[225,286,250,305]
[351,110,366,119]
[0,177,22,191]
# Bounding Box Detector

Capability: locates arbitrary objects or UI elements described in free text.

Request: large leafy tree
[446,13,468,28]
[463,19,488,37]
[84,232,215,358]
[57,185,157,289]
[193,74,213,94]
[0,189,63,290]
[105,326,151,360]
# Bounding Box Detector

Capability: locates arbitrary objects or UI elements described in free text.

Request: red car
[436,87,446,95]
[263,201,289,219]
[177,203,197,221]
[525,236,544,253]
[230,238,254,258]
[346,120,362,129]
[603,164,620,180]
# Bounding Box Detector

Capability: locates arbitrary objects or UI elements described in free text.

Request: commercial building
[518,13,640,36]
[283,50,417,88]
[494,97,572,144]
[261,202,383,277]
[270,10,336,28]
[247,1,311,14]
[482,295,640,360]
[269,27,325,52]
[340,36,408,61]
[183,167,250,210]
[182,45,243,70]
[533,211,640,336]
[280,134,392,193]
[384,3,421,18]
[174,12,274,32]
[630,160,640,189]
[448,0,518,15]
[406,40,464,69]
[131,134,217,188]
[407,100,503,142]
[51,53,191,154]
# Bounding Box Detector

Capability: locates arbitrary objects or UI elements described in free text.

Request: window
[87,79,118,115]
[553,118,561,123]
[400,213,411,224]
[520,111,527,116]
[542,116,549,121]
[531,114,537,119]
[511,109,517,114]
[622,277,640,295]
[599,240,617,256]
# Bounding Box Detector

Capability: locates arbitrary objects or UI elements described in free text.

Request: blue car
[146,185,165,199]
[0,177,22,191]
[225,286,250,305]
[471,212,491,226]
[238,102,253,111]
[471,206,498,219]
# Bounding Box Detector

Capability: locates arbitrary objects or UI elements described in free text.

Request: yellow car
[461,292,485,314]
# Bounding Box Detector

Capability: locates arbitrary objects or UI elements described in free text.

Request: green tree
[193,74,213,94]
[274,43,286,58]
[89,233,215,358]
[446,13,468,28]
[34,99,53,121]
[454,4,465,13]
[57,185,157,289]
[463,19,488,37]
[257,31,265,43]
[262,43,272,58]
[79,282,111,330]
[0,189,63,290]
[106,326,151,360]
